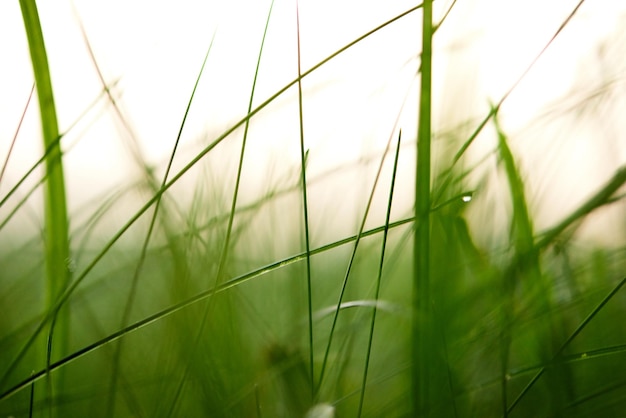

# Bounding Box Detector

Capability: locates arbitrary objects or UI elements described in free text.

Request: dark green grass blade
[414,0,433,416]
[28,372,34,418]
[357,131,402,417]
[0,4,425,392]
[295,0,315,399]
[507,277,626,414]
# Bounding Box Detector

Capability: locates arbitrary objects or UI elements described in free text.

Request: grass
[2,1,626,417]
[414,0,433,415]
[18,1,71,415]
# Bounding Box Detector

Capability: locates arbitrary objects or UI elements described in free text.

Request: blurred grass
[2,1,626,418]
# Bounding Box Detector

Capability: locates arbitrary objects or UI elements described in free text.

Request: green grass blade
[19,0,71,412]
[19,0,70,326]
[492,108,541,416]
[414,0,433,416]
[296,0,315,399]
[357,131,402,417]
[492,108,536,258]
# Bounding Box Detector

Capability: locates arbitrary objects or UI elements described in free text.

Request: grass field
[2,1,626,417]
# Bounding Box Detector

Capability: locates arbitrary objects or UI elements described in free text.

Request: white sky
[1,0,625,246]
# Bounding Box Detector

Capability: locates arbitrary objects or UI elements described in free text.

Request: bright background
[1,0,626,245]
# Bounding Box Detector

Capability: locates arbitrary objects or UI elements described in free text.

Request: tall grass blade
[492,108,542,416]
[357,131,402,417]
[414,0,433,415]
[296,0,315,399]
[18,0,71,413]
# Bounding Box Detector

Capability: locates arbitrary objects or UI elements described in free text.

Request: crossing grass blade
[507,276,626,414]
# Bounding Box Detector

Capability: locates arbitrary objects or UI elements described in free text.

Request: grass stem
[414,0,433,415]
[19,1,71,414]
[295,0,315,400]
